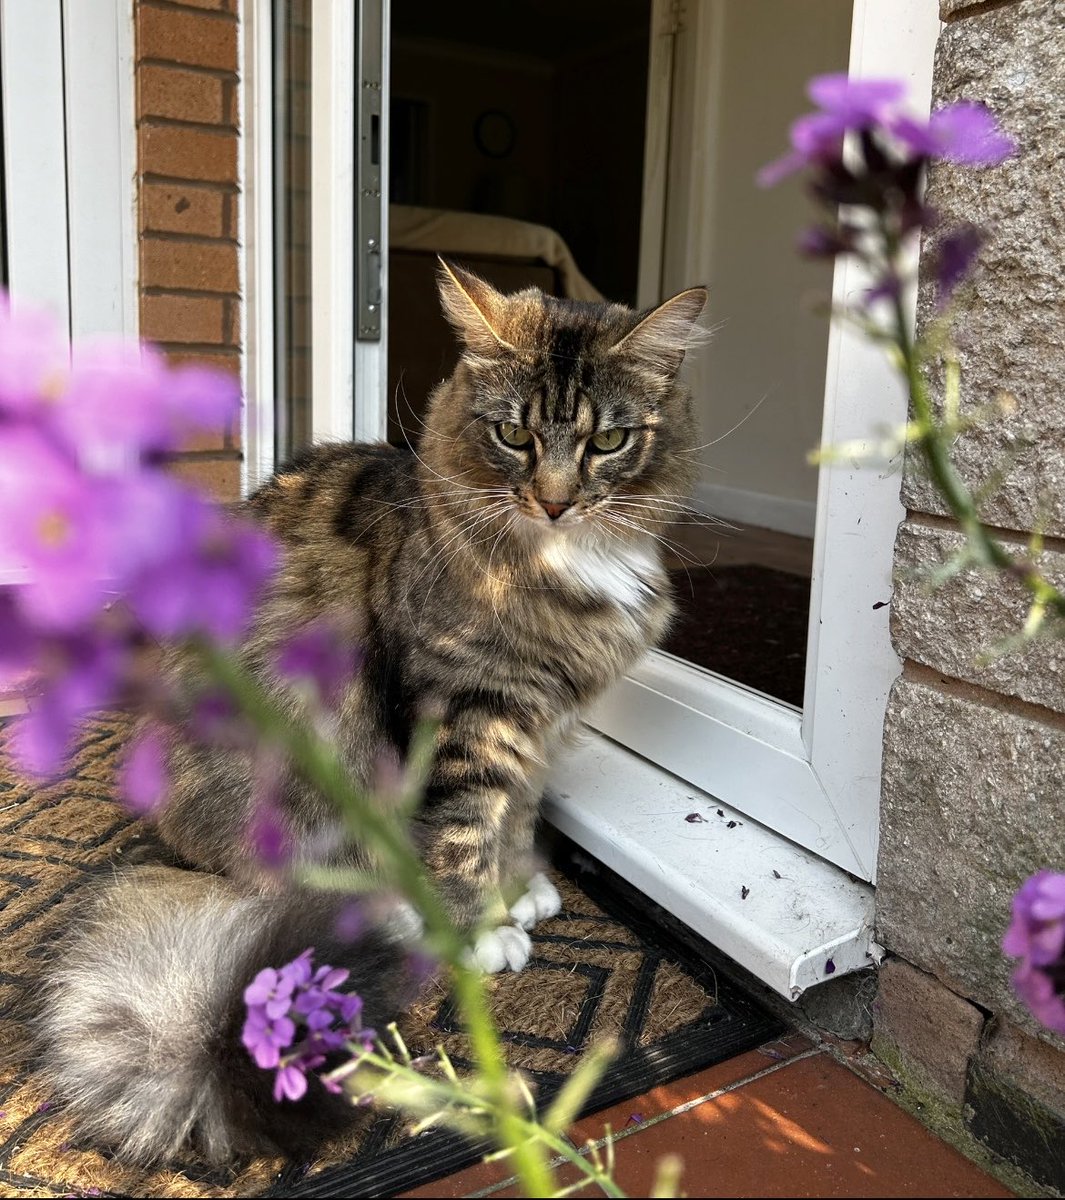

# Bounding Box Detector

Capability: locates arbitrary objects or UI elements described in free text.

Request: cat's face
[423,262,707,542]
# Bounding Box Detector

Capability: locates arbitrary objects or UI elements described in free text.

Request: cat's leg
[501,792,562,932]
[416,708,545,972]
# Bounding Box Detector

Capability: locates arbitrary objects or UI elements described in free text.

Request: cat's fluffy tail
[35,866,416,1166]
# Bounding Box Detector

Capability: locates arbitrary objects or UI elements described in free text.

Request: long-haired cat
[36,262,707,1165]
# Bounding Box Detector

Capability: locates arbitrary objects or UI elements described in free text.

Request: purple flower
[54,341,241,461]
[1004,871,1065,967]
[1003,871,1065,1036]
[241,1006,297,1070]
[934,225,984,308]
[334,899,366,942]
[0,299,68,419]
[13,629,125,777]
[242,948,380,1103]
[119,728,170,816]
[245,966,299,1021]
[273,1063,309,1102]
[128,495,278,643]
[247,796,292,870]
[757,74,905,186]
[0,428,121,630]
[893,101,1015,167]
[1011,961,1065,1036]
[275,621,362,708]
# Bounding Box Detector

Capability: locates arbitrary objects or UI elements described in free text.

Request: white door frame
[242,0,389,492]
[586,0,940,884]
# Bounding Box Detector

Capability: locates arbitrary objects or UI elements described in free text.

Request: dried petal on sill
[825,958,836,974]
[741,885,750,899]
[684,812,707,823]
[772,869,782,879]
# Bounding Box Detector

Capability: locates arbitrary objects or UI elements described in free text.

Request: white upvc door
[581,0,940,884]
[0,0,138,583]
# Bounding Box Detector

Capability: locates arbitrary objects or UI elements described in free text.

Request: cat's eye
[496,422,533,448]
[588,428,628,454]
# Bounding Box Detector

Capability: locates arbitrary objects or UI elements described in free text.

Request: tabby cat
[37,262,707,1165]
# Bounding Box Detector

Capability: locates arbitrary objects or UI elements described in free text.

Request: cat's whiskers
[409,500,516,632]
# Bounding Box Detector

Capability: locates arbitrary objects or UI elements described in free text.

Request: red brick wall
[136,0,243,500]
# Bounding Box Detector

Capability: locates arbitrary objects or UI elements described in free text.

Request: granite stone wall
[873,2,1065,1189]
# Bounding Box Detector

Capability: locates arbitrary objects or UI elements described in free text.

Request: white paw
[465,924,532,973]
[383,900,424,943]
[509,872,563,931]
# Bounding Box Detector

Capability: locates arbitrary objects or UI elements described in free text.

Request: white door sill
[544,729,881,1001]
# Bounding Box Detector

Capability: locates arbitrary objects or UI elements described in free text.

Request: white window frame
[0,0,138,583]
[582,0,941,885]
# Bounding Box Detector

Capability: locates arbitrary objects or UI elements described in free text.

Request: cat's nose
[538,498,573,521]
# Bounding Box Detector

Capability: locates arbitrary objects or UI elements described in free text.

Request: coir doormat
[0,716,782,1198]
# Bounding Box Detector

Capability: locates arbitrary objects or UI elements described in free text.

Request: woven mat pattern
[0,717,779,1198]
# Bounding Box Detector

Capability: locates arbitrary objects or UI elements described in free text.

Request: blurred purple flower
[0,299,68,418]
[935,225,984,308]
[273,1063,309,1103]
[1004,871,1065,967]
[275,621,362,708]
[893,101,1015,167]
[247,789,292,870]
[1003,871,1065,1036]
[13,630,125,777]
[758,74,905,186]
[334,899,366,942]
[128,496,278,643]
[0,429,120,630]
[119,728,170,816]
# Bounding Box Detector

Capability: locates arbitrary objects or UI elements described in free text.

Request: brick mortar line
[142,285,240,300]
[139,175,238,193]
[900,661,1065,731]
[153,341,242,355]
[904,510,1065,556]
[163,450,242,462]
[139,0,238,25]
[141,231,239,247]
[140,175,238,193]
[136,57,237,82]
[138,115,239,136]
[942,0,1022,22]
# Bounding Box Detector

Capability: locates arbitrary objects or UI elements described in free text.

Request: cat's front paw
[466,924,533,973]
[508,872,563,931]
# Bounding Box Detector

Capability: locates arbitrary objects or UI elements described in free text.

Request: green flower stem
[196,642,562,1197]
[890,294,1065,621]
[339,1043,627,1198]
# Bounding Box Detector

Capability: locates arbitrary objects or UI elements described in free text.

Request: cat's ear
[609,286,708,377]
[436,258,515,357]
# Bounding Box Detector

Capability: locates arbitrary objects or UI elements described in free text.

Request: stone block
[904,1,1065,537]
[983,1019,1065,1112]
[877,677,1065,1023]
[891,521,1065,712]
[940,0,1023,17]
[871,957,984,1102]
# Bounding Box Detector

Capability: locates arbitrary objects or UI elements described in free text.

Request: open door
[263,0,390,471]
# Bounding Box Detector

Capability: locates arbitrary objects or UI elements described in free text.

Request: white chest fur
[539,534,660,614]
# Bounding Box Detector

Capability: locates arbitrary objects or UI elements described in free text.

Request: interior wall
[676,0,853,534]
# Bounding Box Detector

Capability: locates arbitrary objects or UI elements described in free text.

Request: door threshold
[544,730,882,1000]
